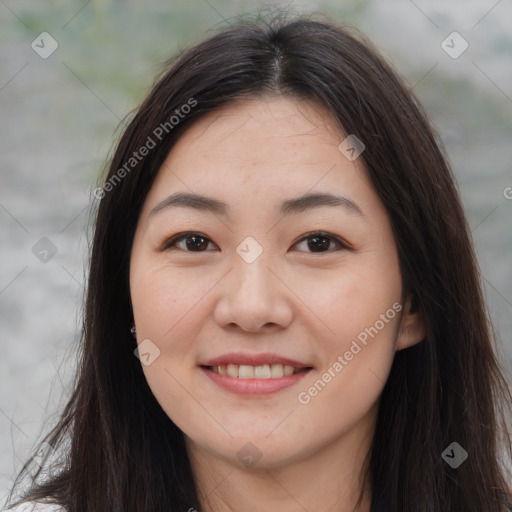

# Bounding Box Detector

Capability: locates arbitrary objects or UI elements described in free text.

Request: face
[129,96,424,470]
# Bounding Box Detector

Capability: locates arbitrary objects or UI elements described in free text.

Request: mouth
[202,363,312,379]
[198,354,314,395]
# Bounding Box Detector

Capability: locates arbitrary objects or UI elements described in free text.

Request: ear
[396,295,426,351]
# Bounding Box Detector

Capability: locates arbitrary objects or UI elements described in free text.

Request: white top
[5,502,65,512]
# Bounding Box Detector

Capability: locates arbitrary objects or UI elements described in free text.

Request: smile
[199,365,313,396]
[207,363,308,379]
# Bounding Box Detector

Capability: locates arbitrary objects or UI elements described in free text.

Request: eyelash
[160,231,350,254]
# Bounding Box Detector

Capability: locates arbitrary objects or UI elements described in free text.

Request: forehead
[186,95,342,145]
[140,96,381,220]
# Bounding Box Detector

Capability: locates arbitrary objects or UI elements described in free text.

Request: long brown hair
[7,12,512,512]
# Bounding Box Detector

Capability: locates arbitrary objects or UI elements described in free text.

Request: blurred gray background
[1,0,511,505]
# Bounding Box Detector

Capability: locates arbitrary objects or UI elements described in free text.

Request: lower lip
[200,366,312,395]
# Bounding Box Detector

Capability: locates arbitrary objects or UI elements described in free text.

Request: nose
[213,254,294,333]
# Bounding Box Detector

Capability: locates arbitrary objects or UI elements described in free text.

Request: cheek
[131,263,216,341]
[130,265,212,408]
[293,260,402,413]
[297,261,402,353]
[130,267,213,427]
[295,319,399,446]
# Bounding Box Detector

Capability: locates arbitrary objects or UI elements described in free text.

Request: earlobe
[396,296,426,351]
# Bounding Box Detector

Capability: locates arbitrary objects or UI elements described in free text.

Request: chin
[197,431,314,471]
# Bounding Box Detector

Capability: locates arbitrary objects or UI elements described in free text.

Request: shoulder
[6,502,66,512]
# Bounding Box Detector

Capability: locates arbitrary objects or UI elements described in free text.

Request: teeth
[270,364,284,378]
[254,365,271,379]
[227,364,238,378]
[239,365,255,379]
[283,365,294,376]
[210,364,301,379]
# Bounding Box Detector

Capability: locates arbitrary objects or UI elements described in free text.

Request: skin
[129,96,425,512]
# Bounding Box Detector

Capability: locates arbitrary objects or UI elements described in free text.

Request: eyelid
[159,231,217,252]
[291,231,350,252]
[160,230,351,253]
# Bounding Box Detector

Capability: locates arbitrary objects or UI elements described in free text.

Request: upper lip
[200,352,313,369]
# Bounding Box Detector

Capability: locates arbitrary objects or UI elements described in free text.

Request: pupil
[186,236,208,251]
[308,236,329,252]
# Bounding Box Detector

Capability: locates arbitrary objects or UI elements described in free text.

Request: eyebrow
[148,191,364,219]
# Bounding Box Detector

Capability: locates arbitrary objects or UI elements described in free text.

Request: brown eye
[162,232,217,252]
[293,232,347,253]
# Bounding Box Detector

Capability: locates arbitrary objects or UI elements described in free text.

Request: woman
[6,12,512,512]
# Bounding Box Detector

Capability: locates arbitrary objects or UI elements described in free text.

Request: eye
[161,232,217,252]
[292,231,347,253]
[161,231,348,254]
